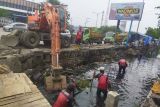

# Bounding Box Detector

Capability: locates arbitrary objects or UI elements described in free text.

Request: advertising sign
[109,2,144,20]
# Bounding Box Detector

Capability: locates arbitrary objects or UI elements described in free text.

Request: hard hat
[98,67,105,71]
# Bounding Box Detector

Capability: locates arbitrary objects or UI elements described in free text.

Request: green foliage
[0,9,10,17]
[146,27,160,39]
[99,26,118,35]
[49,0,60,5]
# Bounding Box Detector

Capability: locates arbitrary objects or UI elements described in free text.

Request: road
[0,28,10,39]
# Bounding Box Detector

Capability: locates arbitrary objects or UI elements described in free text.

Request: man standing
[93,67,109,107]
[118,58,128,75]
[76,26,83,45]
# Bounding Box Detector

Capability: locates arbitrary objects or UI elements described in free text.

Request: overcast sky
[31,0,160,33]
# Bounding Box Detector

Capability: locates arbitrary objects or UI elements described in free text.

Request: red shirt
[53,91,70,107]
[97,74,108,90]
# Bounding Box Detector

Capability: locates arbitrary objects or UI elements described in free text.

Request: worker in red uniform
[93,67,109,107]
[75,26,83,45]
[53,84,78,107]
[118,58,128,75]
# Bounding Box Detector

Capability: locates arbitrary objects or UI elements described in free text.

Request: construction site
[0,0,160,107]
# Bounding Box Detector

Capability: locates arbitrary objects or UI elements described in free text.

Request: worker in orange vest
[75,26,83,45]
[93,67,110,107]
[53,84,78,107]
[118,58,128,75]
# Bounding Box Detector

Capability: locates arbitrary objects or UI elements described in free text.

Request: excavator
[1,3,70,49]
[0,2,67,91]
[42,2,67,91]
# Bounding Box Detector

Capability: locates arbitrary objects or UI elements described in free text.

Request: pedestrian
[53,84,79,107]
[75,26,83,45]
[118,58,128,75]
[93,67,110,107]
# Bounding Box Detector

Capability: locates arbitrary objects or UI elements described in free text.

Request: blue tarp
[143,35,153,45]
[128,33,145,43]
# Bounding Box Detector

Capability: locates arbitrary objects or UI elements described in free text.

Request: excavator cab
[28,4,66,32]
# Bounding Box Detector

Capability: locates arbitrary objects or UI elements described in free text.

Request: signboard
[109,2,144,20]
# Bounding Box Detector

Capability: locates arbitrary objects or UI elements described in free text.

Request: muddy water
[75,58,160,107]
[38,57,160,107]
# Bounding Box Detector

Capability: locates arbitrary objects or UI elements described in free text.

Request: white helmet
[98,67,105,71]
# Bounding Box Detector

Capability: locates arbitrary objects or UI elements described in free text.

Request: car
[3,22,28,32]
[60,29,71,48]
[103,32,115,44]
[60,29,71,38]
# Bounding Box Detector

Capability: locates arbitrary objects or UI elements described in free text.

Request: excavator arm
[43,3,61,69]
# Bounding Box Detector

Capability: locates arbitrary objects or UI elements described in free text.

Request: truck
[83,27,103,44]
[1,4,71,49]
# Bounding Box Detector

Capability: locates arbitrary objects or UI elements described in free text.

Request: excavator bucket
[0,30,21,47]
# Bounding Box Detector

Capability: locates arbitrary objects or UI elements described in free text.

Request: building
[0,0,40,23]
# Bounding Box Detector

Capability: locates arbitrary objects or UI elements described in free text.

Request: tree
[0,9,10,17]
[49,0,60,5]
[146,27,160,39]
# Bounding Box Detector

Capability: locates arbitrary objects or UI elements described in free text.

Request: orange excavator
[1,2,70,49]
[27,2,65,69]
[29,2,67,91]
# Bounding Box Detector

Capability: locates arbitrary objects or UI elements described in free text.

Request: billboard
[109,2,144,20]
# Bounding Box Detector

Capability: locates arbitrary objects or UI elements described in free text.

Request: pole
[137,0,145,32]
[105,0,111,26]
[101,11,104,27]
[96,13,99,27]
[126,20,133,46]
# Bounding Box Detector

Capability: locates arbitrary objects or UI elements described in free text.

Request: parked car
[60,29,71,48]
[103,32,115,44]
[3,22,28,32]
[60,29,71,38]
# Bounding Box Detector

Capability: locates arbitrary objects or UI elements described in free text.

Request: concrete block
[45,75,67,91]
[105,91,119,107]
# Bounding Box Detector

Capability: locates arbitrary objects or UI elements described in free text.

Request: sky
[30,0,160,33]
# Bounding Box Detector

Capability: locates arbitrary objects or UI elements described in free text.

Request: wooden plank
[0,92,42,105]
[22,99,51,107]
[0,92,38,102]
[0,74,31,99]
[0,73,51,107]
[1,98,51,107]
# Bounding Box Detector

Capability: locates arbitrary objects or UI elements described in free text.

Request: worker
[75,26,83,45]
[118,58,128,75]
[69,77,82,97]
[53,84,78,107]
[93,67,109,107]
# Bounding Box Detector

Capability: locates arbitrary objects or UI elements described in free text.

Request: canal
[75,57,160,107]
[38,57,160,107]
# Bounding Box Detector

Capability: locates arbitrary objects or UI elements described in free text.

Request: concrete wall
[0,46,140,73]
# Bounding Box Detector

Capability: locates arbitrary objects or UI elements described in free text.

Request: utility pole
[105,0,111,26]
[85,18,90,27]
[101,11,104,27]
[137,0,145,32]
[96,13,99,27]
